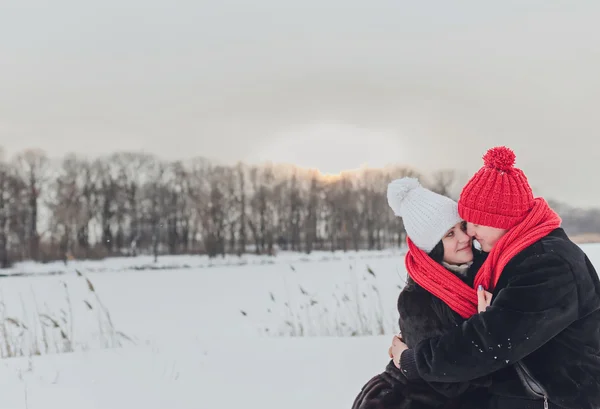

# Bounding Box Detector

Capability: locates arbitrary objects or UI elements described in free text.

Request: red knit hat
[458,146,534,230]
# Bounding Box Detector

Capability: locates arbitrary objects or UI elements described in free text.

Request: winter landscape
[0,244,597,408]
[0,248,411,408]
[4,1,600,408]
[0,248,408,408]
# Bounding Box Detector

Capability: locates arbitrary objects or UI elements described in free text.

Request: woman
[352,177,491,409]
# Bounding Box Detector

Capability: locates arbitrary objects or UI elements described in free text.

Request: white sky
[1,0,600,206]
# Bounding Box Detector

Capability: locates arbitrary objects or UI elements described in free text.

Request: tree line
[0,147,597,268]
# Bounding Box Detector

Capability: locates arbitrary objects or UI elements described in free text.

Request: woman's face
[466,223,507,252]
[442,221,474,265]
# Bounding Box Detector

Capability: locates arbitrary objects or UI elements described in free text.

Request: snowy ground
[0,336,391,409]
[1,249,406,277]
[0,244,598,409]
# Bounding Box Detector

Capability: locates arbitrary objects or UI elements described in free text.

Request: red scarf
[404,198,562,318]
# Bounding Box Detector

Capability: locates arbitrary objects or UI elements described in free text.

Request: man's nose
[466,222,476,237]
[456,226,470,242]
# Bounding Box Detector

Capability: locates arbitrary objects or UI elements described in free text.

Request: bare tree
[201,166,229,258]
[110,152,156,255]
[339,175,362,251]
[93,158,120,254]
[321,177,342,251]
[0,154,14,267]
[141,160,169,262]
[13,149,49,261]
[172,161,193,254]
[304,172,319,254]
[47,154,90,263]
[358,170,382,250]
[429,169,458,199]
[162,160,191,255]
[248,165,277,255]
[186,157,211,254]
[285,171,304,251]
[236,162,248,256]
[75,158,99,258]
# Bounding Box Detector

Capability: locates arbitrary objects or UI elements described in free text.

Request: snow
[2,249,406,277]
[0,243,598,408]
[0,336,391,409]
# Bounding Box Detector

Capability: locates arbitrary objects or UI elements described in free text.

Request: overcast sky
[1,1,600,206]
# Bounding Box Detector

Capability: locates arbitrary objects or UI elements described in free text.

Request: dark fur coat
[352,249,489,409]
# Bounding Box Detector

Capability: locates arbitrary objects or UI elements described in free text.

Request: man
[391,146,600,409]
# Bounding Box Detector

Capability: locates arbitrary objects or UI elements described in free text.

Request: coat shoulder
[397,284,461,348]
[504,228,583,271]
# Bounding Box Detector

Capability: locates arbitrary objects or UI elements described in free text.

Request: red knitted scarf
[404,198,562,318]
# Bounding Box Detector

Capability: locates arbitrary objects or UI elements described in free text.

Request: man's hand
[390,335,408,369]
[477,285,493,313]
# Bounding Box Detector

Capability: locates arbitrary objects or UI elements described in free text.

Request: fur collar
[442,260,472,277]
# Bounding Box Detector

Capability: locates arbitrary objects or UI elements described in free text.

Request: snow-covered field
[0,244,599,409]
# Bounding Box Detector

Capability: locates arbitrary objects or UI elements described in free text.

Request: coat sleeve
[401,253,579,383]
[397,289,491,397]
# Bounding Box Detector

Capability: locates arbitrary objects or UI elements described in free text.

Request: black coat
[401,228,600,409]
[352,250,489,409]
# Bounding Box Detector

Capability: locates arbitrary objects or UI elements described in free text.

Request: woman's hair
[427,240,445,264]
[403,233,473,328]
[425,220,467,264]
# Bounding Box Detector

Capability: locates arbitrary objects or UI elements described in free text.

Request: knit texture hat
[387,177,462,253]
[458,146,534,230]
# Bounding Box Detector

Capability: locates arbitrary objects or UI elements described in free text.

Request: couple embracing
[352,146,600,409]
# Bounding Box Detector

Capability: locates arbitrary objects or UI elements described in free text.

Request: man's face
[466,223,508,252]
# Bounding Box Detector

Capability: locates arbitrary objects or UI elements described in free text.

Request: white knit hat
[387,177,462,253]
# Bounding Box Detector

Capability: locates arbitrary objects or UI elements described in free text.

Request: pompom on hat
[458,146,534,230]
[387,177,462,253]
